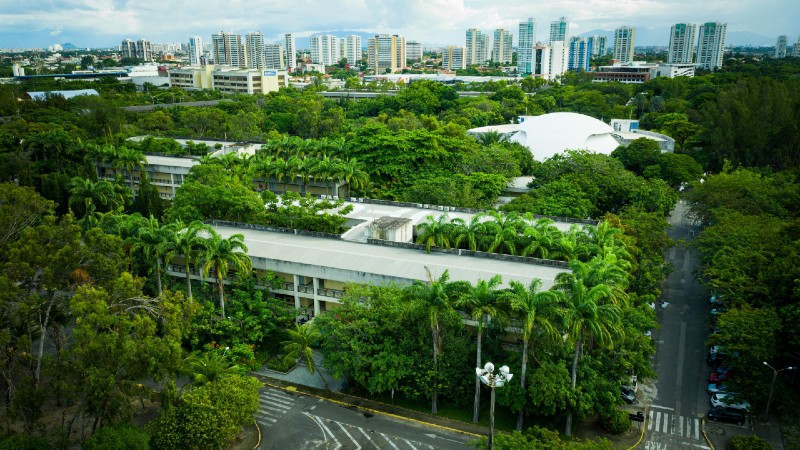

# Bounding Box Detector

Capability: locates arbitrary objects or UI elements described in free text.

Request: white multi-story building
[442,46,466,70]
[492,29,512,64]
[517,18,537,75]
[549,41,568,78]
[245,32,266,69]
[310,34,341,66]
[169,65,288,95]
[367,34,405,74]
[122,39,154,61]
[188,36,203,65]
[550,17,569,43]
[465,28,490,66]
[793,37,800,57]
[696,22,727,70]
[775,35,788,58]
[284,33,297,71]
[265,44,285,70]
[406,40,423,62]
[343,35,362,65]
[613,26,636,63]
[587,35,607,57]
[668,23,697,64]
[212,31,245,68]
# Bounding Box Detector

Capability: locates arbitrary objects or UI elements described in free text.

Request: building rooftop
[212,224,566,289]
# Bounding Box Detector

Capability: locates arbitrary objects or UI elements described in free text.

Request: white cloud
[0,0,795,48]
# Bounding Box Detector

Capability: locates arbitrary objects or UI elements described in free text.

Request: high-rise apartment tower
[668,23,697,63]
[613,26,636,63]
[696,22,727,70]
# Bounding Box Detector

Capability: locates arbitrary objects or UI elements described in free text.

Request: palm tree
[554,271,623,437]
[474,130,507,146]
[416,214,452,253]
[404,268,458,414]
[485,211,523,255]
[180,351,239,390]
[200,231,252,318]
[451,213,485,251]
[314,155,339,196]
[503,279,560,431]
[270,157,294,193]
[520,217,560,258]
[339,157,370,196]
[128,216,175,296]
[111,146,147,196]
[297,155,318,194]
[68,177,121,217]
[171,220,211,299]
[456,275,505,423]
[282,322,328,389]
[252,155,275,191]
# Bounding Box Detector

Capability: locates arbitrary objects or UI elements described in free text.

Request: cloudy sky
[1,0,795,49]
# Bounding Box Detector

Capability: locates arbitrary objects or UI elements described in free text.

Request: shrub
[83,424,149,450]
[729,435,771,450]
[267,354,295,373]
[0,435,55,450]
[602,408,631,434]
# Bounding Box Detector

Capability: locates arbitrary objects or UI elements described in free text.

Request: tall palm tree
[339,157,370,196]
[269,157,293,193]
[451,213,485,251]
[252,155,275,191]
[404,268,458,414]
[554,272,623,437]
[297,155,318,194]
[503,279,560,431]
[456,275,505,423]
[200,231,252,318]
[314,155,339,196]
[68,177,121,217]
[416,214,452,253]
[485,211,523,255]
[171,220,211,299]
[111,146,147,196]
[282,322,328,389]
[128,216,175,296]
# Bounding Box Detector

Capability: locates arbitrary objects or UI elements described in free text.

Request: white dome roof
[470,112,622,161]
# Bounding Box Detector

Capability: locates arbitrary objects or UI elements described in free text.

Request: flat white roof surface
[144,154,198,168]
[213,225,566,289]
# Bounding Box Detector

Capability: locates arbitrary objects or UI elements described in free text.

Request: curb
[701,418,716,450]
[626,407,647,450]
[261,380,482,438]
[252,421,262,450]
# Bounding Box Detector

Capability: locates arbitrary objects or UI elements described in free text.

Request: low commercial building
[168,65,288,93]
[593,62,695,84]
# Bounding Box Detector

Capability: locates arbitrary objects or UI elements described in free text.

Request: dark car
[621,387,636,404]
[707,407,746,425]
[709,370,734,383]
[706,353,728,366]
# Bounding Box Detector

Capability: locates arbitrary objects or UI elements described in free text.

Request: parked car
[707,407,746,425]
[621,387,637,404]
[709,370,734,383]
[709,294,723,305]
[710,393,751,411]
[710,307,728,316]
[706,353,728,366]
[707,383,736,395]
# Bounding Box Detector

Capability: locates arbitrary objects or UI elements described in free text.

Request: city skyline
[1,0,796,49]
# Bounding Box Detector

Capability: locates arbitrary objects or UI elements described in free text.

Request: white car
[710,393,751,411]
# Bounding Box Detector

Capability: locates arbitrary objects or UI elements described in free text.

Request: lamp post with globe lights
[476,362,513,450]
[762,361,794,423]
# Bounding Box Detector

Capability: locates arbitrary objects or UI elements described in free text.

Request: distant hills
[579,27,775,47]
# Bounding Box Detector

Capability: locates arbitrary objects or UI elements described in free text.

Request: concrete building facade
[517,18,537,75]
[465,28,490,66]
[614,26,636,63]
[343,35,363,65]
[212,31,246,68]
[549,17,570,43]
[264,44,285,70]
[588,35,607,57]
[188,36,203,65]
[696,22,727,70]
[367,34,405,74]
[775,35,788,58]
[406,40,423,62]
[442,46,466,70]
[568,37,592,72]
[245,32,266,69]
[668,23,697,64]
[310,34,341,66]
[284,33,297,71]
[492,29,513,64]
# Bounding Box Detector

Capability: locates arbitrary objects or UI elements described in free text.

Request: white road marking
[381,432,401,450]
[336,422,361,450]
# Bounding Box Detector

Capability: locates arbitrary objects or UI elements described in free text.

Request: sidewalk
[255,349,345,392]
[703,412,785,450]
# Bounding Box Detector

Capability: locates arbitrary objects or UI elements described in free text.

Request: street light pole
[762,361,794,423]
[476,362,513,450]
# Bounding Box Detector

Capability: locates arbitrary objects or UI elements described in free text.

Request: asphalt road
[255,386,478,450]
[639,200,733,449]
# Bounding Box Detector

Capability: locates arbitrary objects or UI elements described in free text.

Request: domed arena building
[468,112,673,161]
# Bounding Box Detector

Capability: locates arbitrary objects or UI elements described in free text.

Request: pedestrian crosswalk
[255,388,296,427]
[303,412,439,450]
[647,409,701,440]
